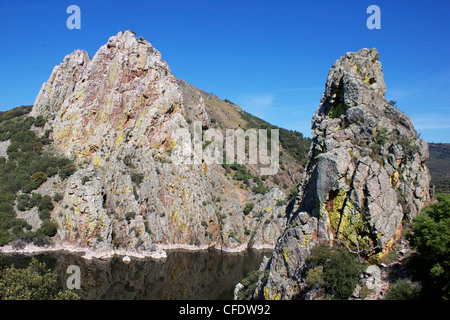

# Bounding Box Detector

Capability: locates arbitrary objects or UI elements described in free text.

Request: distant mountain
[428,142,450,193]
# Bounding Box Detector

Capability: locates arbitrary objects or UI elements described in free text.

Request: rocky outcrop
[30,31,288,253]
[252,48,430,300]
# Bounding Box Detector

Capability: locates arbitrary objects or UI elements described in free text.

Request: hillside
[181,80,311,194]
[427,143,450,194]
[0,31,311,254]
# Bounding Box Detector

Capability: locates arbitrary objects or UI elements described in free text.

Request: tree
[0,258,79,300]
[407,194,450,299]
[305,244,361,299]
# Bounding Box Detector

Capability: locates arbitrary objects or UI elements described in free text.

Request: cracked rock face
[253,48,430,300]
[31,31,287,252]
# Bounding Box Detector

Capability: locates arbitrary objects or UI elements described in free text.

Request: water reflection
[2,249,271,300]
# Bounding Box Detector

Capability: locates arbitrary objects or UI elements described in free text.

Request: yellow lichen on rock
[115,132,124,148]
[202,161,208,175]
[94,155,102,166]
[264,287,281,300]
[327,189,347,232]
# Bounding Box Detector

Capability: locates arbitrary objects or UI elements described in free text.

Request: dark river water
[1,249,272,300]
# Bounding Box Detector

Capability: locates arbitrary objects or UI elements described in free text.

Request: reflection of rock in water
[3,250,270,300]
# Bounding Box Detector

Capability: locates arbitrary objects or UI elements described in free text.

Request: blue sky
[1,0,449,142]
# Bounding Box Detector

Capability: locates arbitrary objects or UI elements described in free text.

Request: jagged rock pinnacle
[28,31,288,254]
[252,48,430,300]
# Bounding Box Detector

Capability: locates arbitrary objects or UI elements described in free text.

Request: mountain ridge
[0,31,309,255]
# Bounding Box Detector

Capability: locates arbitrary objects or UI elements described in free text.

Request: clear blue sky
[1,0,449,142]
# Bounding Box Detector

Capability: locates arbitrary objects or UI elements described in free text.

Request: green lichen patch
[326,189,378,258]
[327,85,348,119]
[326,189,347,233]
[328,102,348,119]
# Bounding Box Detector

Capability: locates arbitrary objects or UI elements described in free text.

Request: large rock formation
[250,48,430,300]
[29,31,294,253]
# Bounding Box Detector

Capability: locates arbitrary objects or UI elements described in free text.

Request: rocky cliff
[27,31,305,253]
[248,48,430,300]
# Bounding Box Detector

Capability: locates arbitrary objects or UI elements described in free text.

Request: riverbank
[0,242,275,261]
[0,243,167,261]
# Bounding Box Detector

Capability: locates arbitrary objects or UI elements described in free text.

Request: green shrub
[125,212,136,222]
[0,258,79,300]
[33,115,46,127]
[29,193,42,208]
[0,105,32,124]
[252,181,269,194]
[0,230,10,246]
[237,270,270,300]
[131,172,144,186]
[59,163,77,179]
[30,171,47,185]
[21,180,41,193]
[0,202,14,215]
[36,220,58,237]
[243,203,254,215]
[37,195,53,212]
[45,166,58,177]
[305,244,361,300]
[375,127,389,145]
[305,266,325,287]
[385,279,421,300]
[38,209,51,221]
[17,194,30,211]
[32,234,51,246]
[407,194,450,299]
[81,176,90,185]
[52,193,63,203]
[379,250,398,265]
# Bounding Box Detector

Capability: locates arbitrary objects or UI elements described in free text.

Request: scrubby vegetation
[222,162,270,194]
[303,244,361,299]
[0,106,76,246]
[236,269,270,300]
[0,105,33,123]
[0,257,79,300]
[243,202,254,215]
[385,279,421,300]
[296,194,450,301]
[406,193,450,299]
[239,110,311,167]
